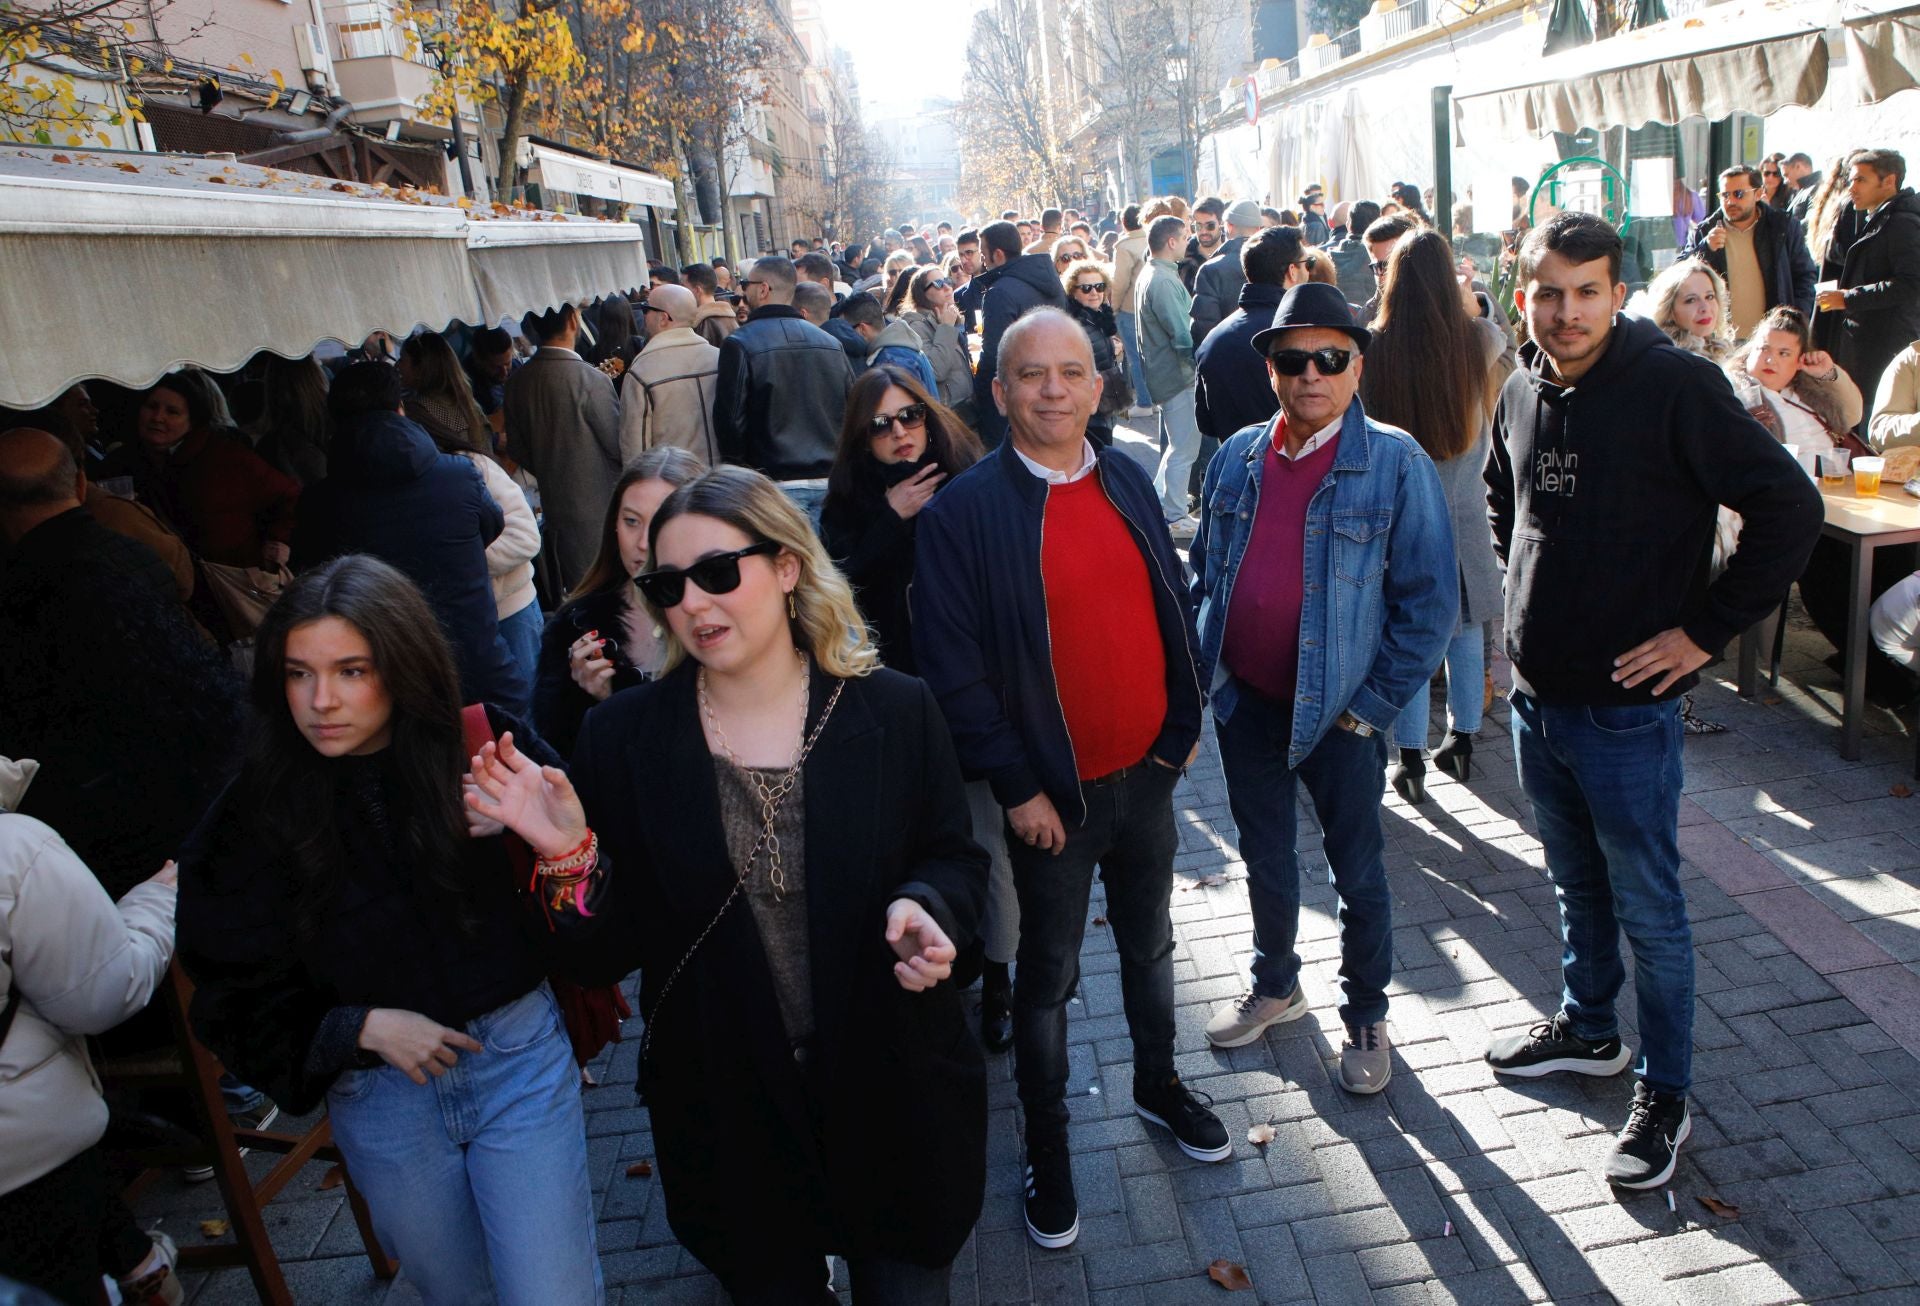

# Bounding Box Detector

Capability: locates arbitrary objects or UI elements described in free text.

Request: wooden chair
[98,961,397,1304]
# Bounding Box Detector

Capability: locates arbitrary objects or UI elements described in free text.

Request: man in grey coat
[504,302,621,591]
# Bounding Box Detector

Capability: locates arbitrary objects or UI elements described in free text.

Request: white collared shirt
[1014,437,1099,485]
[1267,413,1342,462]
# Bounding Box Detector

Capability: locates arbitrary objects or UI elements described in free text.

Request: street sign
[1244,80,1260,126]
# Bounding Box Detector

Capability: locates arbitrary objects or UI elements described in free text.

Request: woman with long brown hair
[398,332,493,455]
[1361,228,1506,802]
[178,555,603,1304]
[532,447,705,757]
[820,365,981,673]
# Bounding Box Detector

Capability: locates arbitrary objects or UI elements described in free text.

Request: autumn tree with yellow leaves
[400,0,582,199]
[0,0,158,145]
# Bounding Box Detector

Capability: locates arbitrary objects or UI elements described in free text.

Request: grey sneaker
[1205,985,1309,1048]
[1340,1023,1392,1094]
[1165,513,1201,541]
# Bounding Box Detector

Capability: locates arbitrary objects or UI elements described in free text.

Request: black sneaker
[1023,1131,1079,1248]
[1134,1075,1231,1162]
[1605,1081,1691,1189]
[1486,1011,1631,1079]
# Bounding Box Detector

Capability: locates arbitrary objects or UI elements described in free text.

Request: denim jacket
[1189,398,1458,768]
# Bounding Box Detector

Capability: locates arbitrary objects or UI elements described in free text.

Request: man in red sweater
[911,309,1222,1252]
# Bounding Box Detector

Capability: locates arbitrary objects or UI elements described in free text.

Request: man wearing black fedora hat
[1189,281,1457,1094]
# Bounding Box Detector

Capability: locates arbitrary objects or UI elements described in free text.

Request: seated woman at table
[1726,307,1866,456]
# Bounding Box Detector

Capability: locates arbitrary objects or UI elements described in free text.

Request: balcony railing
[325,1,428,65]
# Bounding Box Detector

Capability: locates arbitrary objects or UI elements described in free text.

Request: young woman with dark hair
[1361,228,1507,800]
[176,554,602,1304]
[398,332,494,455]
[820,365,981,673]
[472,466,988,1303]
[125,374,301,571]
[532,446,706,757]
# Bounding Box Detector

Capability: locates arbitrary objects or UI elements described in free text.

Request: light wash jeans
[1510,692,1693,1095]
[1116,309,1152,408]
[498,599,545,697]
[1153,385,1202,520]
[326,984,604,1305]
[779,478,829,534]
[1392,623,1487,750]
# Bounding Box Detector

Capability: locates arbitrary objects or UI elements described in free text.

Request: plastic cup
[1819,449,1852,486]
[1855,455,1885,497]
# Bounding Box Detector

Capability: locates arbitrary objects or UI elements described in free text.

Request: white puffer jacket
[0,776,174,1196]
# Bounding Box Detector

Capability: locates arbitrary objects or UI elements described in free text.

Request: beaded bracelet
[535,830,597,877]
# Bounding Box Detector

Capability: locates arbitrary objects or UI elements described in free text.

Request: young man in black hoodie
[1483,212,1823,1191]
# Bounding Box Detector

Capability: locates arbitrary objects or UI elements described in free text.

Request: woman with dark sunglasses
[901,266,976,422]
[1060,256,1124,447]
[820,366,982,674]
[468,466,990,1303]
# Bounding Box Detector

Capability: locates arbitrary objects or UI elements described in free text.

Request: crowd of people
[0,143,1915,1306]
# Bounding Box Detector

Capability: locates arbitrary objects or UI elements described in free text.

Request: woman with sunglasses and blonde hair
[468,465,989,1303]
[1060,256,1125,447]
[900,267,975,421]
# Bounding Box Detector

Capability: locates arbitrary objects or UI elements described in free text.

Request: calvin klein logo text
[1534,448,1577,495]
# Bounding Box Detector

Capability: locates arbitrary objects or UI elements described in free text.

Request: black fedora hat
[1249,282,1371,357]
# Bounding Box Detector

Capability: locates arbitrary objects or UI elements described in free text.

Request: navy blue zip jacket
[1194,281,1285,441]
[910,438,1204,826]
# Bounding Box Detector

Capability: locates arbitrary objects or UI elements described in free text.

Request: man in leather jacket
[712,255,855,524]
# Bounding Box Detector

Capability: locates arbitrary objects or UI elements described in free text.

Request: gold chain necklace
[639,656,843,1068]
[698,651,832,901]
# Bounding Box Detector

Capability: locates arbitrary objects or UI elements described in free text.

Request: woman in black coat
[819,366,981,673]
[472,466,988,1304]
[1061,257,1122,446]
[178,555,602,1304]
[532,447,704,757]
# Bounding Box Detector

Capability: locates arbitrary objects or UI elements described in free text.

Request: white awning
[1844,0,1920,101]
[0,146,652,409]
[0,148,476,410]
[523,143,677,210]
[1453,0,1833,144]
[467,219,649,326]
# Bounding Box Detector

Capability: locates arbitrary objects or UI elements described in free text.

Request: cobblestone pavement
[150,424,1920,1303]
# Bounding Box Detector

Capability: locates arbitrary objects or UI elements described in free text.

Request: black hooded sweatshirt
[1486,313,1823,705]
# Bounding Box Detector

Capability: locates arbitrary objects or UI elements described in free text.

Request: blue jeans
[1509,692,1692,1095]
[1008,763,1179,1130]
[326,984,604,1305]
[1215,684,1393,1029]
[1153,385,1202,519]
[1392,622,1486,750]
[498,599,544,696]
[1116,309,1152,407]
[779,479,828,534]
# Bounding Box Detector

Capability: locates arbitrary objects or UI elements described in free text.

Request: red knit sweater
[1040,477,1166,779]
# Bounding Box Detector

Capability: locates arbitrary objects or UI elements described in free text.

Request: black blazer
[565,662,988,1274]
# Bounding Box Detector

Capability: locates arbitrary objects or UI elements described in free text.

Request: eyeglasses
[1371,260,1390,275]
[1761,170,1782,179]
[739,278,765,289]
[1196,221,1220,233]
[1268,347,1353,376]
[1074,281,1107,293]
[929,278,952,289]
[1719,188,1752,200]
[866,403,928,436]
[634,541,781,609]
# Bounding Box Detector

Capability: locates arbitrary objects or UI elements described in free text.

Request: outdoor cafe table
[1735,478,1920,760]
